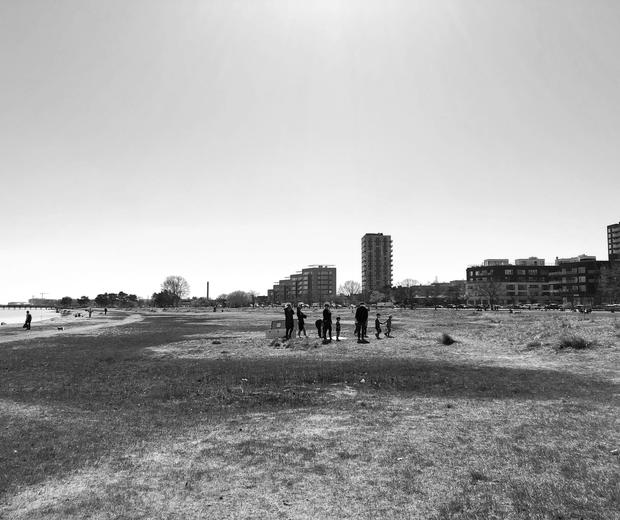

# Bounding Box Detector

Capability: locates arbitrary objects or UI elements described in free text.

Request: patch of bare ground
[1,309,618,518]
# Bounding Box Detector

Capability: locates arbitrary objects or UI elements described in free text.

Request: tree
[339,280,361,298]
[399,279,419,308]
[60,296,73,307]
[369,291,386,305]
[95,293,109,306]
[161,275,190,306]
[475,280,502,309]
[227,291,251,308]
[77,296,90,306]
[152,290,176,308]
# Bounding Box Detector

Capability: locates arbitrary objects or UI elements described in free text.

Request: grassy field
[0,308,618,519]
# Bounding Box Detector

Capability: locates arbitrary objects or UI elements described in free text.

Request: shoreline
[0,311,144,345]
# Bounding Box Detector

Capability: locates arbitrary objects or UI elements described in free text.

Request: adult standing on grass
[284,303,294,340]
[322,303,333,342]
[23,310,32,330]
[296,304,307,338]
[355,303,369,343]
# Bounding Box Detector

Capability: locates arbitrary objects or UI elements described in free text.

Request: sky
[1,0,619,302]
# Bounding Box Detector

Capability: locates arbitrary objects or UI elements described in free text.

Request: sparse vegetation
[0,308,617,519]
[557,335,595,350]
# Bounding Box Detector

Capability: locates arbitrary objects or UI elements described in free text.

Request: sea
[0,308,58,325]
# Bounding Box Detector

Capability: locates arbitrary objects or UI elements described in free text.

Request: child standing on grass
[336,316,341,341]
[375,313,383,339]
[385,315,393,337]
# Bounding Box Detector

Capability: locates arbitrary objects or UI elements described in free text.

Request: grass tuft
[557,335,595,350]
[524,340,542,350]
[439,333,456,345]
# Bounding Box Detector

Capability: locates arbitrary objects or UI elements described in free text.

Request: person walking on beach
[284,303,295,340]
[335,316,341,341]
[296,304,307,338]
[322,303,332,342]
[385,315,393,337]
[355,303,369,343]
[104,307,108,315]
[315,318,323,338]
[23,311,32,330]
[375,313,384,339]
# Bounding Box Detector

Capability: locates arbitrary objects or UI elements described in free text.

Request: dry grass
[0,308,618,519]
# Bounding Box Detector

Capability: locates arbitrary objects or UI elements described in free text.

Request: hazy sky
[1,0,619,302]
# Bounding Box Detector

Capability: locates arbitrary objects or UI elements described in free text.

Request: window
[517,270,526,275]
[504,269,513,275]
[528,270,538,275]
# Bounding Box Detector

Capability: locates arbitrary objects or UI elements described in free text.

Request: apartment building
[361,233,393,295]
[608,222,620,262]
[268,265,337,305]
[466,256,605,307]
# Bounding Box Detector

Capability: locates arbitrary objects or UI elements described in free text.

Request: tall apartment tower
[361,233,393,294]
[608,221,620,262]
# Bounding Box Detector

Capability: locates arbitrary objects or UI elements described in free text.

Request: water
[0,309,58,325]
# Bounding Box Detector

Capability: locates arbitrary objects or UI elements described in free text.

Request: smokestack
[207,281,210,300]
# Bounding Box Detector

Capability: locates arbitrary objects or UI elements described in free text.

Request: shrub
[439,333,456,345]
[557,335,594,350]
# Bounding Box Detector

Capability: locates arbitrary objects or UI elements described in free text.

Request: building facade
[608,222,620,262]
[466,256,606,307]
[361,233,393,295]
[268,265,337,305]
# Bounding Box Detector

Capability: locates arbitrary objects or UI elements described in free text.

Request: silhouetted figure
[386,315,393,337]
[284,303,294,340]
[336,316,341,341]
[355,303,369,343]
[322,303,332,341]
[104,307,108,315]
[375,313,383,339]
[296,305,307,337]
[315,319,323,338]
[23,311,32,330]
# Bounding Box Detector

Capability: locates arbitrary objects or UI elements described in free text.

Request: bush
[557,336,594,350]
[439,333,456,345]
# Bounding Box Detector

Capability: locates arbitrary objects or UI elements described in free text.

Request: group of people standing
[283,302,393,344]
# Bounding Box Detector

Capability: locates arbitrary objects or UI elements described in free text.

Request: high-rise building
[361,233,393,294]
[608,222,620,262]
